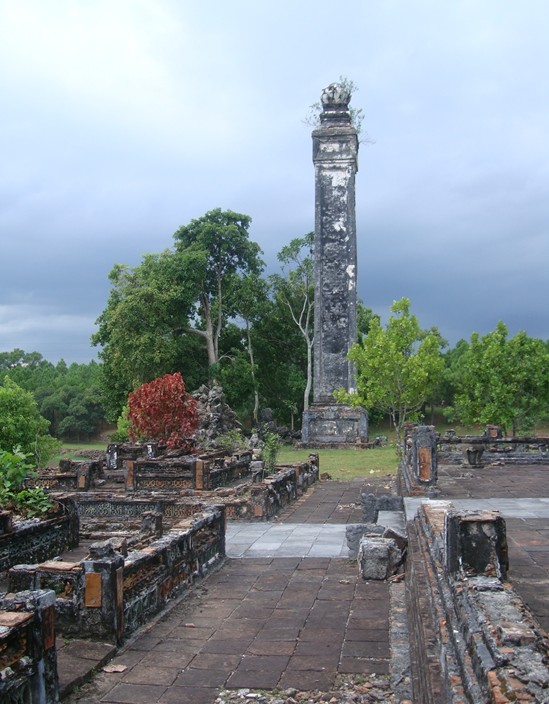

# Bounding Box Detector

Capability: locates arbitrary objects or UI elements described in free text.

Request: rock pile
[193,383,241,447]
[214,674,394,703]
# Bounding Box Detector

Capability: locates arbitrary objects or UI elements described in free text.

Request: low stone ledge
[406,501,549,703]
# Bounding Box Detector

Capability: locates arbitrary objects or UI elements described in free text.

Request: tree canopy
[0,377,60,466]
[446,322,549,435]
[93,209,263,421]
[337,297,445,444]
[1,352,105,442]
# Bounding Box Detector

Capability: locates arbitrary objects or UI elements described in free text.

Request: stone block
[445,510,508,579]
[346,523,384,558]
[357,536,402,580]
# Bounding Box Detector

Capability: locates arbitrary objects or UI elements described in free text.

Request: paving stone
[186,653,242,670]
[298,628,344,643]
[278,669,335,690]
[339,656,390,674]
[153,638,205,653]
[121,665,179,686]
[345,628,389,642]
[138,651,194,669]
[342,641,390,658]
[159,686,220,703]
[236,654,290,672]
[225,668,281,689]
[294,640,342,656]
[246,640,296,656]
[200,638,255,654]
[127,636,162,651]
[174,668,228,687]
[285,654,339,671]
[100,682,167,703]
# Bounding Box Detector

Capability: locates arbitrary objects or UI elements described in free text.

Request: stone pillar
[82,542,125,644]
[313,82,359,401]
[302,82,367,444]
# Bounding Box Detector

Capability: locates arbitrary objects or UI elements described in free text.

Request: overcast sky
[1,0,548,364]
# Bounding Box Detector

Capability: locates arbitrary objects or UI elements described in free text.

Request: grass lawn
[278,445,398,481]
[47,441,108,467]
[52,440,397,481]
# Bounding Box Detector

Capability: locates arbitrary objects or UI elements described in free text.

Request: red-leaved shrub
[128,373,198,450]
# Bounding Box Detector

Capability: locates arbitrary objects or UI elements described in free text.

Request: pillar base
[301,404,368,446]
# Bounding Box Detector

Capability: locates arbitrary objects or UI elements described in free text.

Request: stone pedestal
[301,403,368,445]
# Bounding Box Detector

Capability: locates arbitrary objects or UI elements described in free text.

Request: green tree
[448,322,549,435]
[0,377,60,466]
[337,297,444,445]
[92,252,203,420]
[92,209,263,420]
[226,274,269,424]
[251,297,308,427]
[1,351,106,440]
[270,233,314,412]
[173,208,264,369]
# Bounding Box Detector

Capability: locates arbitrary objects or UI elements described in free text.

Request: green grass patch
[278,445,398,481]
[47,441,108,467]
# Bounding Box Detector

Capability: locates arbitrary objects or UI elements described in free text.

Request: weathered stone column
[301,82,367,445]
[313,82,359,401]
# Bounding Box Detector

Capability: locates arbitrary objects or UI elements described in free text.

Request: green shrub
[0,447,53,517]
[216,429,247,454]
[260,429,281,475]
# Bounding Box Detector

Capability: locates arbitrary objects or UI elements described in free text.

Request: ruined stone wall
[438,435,549,466]
[406,502,549,703]
[0,590,58,704]
[0,495,79,572]
[9,508,225,644]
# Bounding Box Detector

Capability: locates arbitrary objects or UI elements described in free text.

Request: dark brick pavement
[63,480,394,703]
[65,557,390,703]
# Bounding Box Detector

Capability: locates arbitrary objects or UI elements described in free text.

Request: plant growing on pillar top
[127,372,199,450]
[303,76,371,143]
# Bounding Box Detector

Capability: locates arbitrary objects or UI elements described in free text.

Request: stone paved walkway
[63,479,396,703]
[62,467,549,702]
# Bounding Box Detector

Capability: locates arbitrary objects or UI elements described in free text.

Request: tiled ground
[66,556,391,704]
[63,480,396,703]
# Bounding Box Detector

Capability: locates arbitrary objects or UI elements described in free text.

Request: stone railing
[9,506,225,644]
[406,501,549,703]
[0,495,79,572]
[0,589,58,704]
[399,426,549,495]
[437,433,549,466]
[127,449,253,493]
[26,460,103,492]
[399,425,438,496]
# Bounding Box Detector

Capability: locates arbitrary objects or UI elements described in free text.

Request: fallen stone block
[345,523,384,558]
[357,536,403,580]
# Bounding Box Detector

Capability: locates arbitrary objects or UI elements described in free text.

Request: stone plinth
[301,404,368,445]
